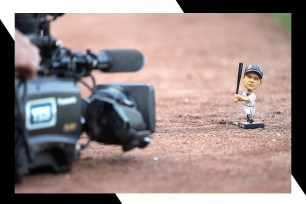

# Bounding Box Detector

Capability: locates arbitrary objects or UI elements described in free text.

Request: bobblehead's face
[242,72,262,92]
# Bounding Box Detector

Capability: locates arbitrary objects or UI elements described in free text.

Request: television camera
[15,13,155,183]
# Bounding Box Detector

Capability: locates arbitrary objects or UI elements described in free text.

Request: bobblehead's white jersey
[242,91,256,116]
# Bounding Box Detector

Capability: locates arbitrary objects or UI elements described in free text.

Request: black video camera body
[15,14,155,183]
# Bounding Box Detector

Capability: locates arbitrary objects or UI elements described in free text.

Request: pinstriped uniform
[242,91,256,116]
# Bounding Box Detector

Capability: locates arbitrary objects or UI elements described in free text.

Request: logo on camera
[25,97,57,130]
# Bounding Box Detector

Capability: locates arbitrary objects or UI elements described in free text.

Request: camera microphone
[93,49,145,73]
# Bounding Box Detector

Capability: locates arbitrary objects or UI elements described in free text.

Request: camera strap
[15,77,33,163]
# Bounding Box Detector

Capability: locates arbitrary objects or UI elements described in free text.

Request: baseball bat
[236,62,243,94]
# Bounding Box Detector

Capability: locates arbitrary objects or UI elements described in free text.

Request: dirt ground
[15,13,291,193]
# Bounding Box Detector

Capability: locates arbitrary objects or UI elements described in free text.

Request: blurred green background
[270,13,291,34]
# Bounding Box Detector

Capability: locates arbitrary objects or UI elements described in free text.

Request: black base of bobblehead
[233,121,265,129]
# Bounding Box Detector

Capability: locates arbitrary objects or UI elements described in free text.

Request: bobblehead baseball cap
[244,64,263,79]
